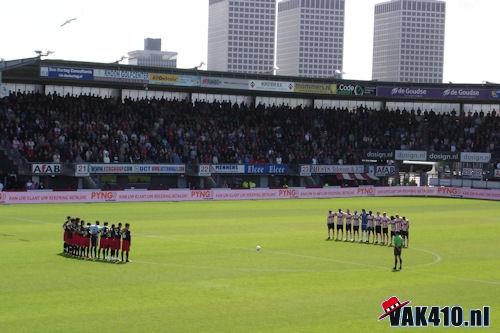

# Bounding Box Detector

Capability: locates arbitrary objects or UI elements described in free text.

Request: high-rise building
[208,0,276,74]
[277,0,345,78]
[128,38,177,68]
[372,0,446,83]
[144,38,162,51]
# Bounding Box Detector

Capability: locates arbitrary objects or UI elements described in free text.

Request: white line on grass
[14,217,54,225]
[140,234,396,271]
[263,249,386,269]
[132,260,326,273]
[414,272,500,286]
[406,247,442,268]
[141,234,430,270]
[139,234,500,285]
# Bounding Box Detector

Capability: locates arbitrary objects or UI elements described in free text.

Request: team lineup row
[326,209,410,247]
[62,217,132,263]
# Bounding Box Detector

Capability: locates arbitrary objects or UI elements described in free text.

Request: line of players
[62,217,132,262]
[326,209,409,247]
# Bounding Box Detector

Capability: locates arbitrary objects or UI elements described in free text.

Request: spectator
[0,92,498,165]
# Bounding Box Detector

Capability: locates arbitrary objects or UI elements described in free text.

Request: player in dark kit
[116,222,123,257]
[121,223,131,262]
[374,212,382,244]
[111,223,122,261]
[84,222,91,258]
[62,216,71,253]
[78,220,86,257]
[109,224,117,260]
[98,222,109,260]
[360,209,368,242]
[71,218,80,256]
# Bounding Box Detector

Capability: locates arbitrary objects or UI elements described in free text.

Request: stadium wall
[0,187,499,204]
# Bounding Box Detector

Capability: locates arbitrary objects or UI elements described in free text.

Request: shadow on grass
[56,252,128,264]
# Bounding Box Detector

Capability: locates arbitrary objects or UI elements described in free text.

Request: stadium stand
[0,92,499,164]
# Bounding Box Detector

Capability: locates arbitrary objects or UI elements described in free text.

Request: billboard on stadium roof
[93,69,148,83]
[293,82,337,95]
[148,73,200,87]
[248,80,294,92]
[40,67,93,80]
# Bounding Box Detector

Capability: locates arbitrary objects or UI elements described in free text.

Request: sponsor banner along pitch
[1,187,499,204]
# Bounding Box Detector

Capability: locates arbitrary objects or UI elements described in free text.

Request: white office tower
[277,0,345,78]
[372,0,446,83]
[208,0,276,74]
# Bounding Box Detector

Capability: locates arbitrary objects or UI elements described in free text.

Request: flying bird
[60,18,77,27]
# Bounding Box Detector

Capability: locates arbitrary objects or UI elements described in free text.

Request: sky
[0,0,499,83]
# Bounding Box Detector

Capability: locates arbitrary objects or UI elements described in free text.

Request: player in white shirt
[326,210,335,240]
[381,212,390,245]
[390,215,402,246]
[401,216,409,247]
[352,210,361,242]
[345,209,353,242]
[335,209,344,241]
[366,211,374,243]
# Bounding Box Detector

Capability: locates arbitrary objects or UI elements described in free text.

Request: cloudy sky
[1,0,498,83]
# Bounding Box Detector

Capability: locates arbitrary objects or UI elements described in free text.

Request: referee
[393,232,403,271]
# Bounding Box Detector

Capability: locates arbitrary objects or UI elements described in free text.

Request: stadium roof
[2,58,500,103]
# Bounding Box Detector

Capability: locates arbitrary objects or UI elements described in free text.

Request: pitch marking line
[6,221,496,285]
[140,234,500,285]
[140,234,432,270]
[14,217,54,225]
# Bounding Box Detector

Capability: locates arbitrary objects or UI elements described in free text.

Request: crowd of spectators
[0,92,498,165]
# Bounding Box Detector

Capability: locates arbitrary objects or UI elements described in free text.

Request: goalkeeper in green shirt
[393,232,403,271]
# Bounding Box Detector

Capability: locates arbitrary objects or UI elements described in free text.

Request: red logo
[437,187,460,195]
[378,296,411,320]
[0,192,6,202]
[278,189,298,198]
[190,190,213,199]
[90,191,116,201]
[357,187,375,195]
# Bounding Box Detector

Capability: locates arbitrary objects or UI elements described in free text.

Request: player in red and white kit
[121,223,132,262]
[390,215,402,246]
[62,216,71,254]
[99,222,110,260]
[345,209,353,242]
[335,209,344,241]
[381,212,390,245]
[326,211,335,240]
[366,211,374,243]
[352,210,361,242]
[401,216,409,247]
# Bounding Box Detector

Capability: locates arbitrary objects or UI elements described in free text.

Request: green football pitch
[0,197,499,332]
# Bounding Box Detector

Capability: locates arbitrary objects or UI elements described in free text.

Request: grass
[0,197,499,332]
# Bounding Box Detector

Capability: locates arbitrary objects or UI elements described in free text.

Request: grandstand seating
[0,92,498,164]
